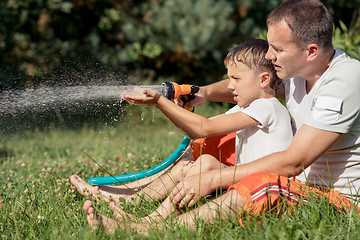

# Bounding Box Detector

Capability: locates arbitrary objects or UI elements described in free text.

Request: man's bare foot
[83,200,121,234]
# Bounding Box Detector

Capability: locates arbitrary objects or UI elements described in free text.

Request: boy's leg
[175,189,244,228]
[87,154,226,226]
[136,155,226,222]
[71,157,196,204]
[83,189,244,235]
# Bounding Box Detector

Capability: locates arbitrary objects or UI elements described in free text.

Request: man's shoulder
[331,49,360,74]
[325,49,360,89]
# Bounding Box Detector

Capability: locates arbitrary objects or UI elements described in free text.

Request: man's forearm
[203,79,235,103]
[208,150,295,190]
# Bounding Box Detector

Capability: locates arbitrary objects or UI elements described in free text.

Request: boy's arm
[157,96,258,139]
[171,125,341,207]
[182,78,283,108]
[122,89,258,139]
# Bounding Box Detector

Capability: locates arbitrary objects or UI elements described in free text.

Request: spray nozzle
[161,82,199,103]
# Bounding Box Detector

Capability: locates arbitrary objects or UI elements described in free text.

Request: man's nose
[265,49,273,60]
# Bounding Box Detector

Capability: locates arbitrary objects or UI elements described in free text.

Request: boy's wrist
[156,94,167,107]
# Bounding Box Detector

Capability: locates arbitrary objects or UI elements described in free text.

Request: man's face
[265,20,308,80]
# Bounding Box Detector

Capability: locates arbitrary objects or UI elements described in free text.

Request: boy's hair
[267,0,333,51]
[224,39,281,91]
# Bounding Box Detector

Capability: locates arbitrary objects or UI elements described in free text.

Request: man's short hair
[224,39,281,91]
[267,0,333,51]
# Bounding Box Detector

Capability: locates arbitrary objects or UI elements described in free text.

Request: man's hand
[169,172,215,209]
[122,89,161,107]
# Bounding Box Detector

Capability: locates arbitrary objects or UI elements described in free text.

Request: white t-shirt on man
[284,49,360,201]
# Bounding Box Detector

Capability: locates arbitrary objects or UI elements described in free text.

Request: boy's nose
[227,79,234,90]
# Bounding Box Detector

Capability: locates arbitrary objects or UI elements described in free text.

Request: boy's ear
[259,72,271,88]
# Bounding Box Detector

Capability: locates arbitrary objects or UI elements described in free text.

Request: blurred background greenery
[1,0,359,90]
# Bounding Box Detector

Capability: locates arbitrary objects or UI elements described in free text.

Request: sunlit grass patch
[1,102,360,239]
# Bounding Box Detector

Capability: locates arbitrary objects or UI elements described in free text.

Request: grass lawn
[1,102,360,239]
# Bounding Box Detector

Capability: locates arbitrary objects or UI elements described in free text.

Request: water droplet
[152,108,155,123]
[141,107,145,121]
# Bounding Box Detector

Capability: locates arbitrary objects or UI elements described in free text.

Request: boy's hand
[122,89,161,107]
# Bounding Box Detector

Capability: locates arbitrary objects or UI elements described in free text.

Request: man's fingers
[174,98,184,107]
[178,193,192,209]
[187,198,197,208]
[171,189,186,205]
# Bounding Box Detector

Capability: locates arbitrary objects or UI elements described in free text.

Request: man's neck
[305,49,335,93]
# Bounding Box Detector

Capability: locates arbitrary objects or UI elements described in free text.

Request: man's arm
[212,125,341,187]
[171,125,341,207]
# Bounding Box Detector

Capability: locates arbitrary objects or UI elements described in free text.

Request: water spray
[87,81,199,185]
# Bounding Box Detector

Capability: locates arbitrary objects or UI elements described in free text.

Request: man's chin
[276,71,288,80]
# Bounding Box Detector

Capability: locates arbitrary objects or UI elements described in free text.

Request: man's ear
[307,43,319,62]
[259,72,271,88]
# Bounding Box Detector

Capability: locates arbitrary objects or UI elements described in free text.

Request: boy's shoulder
[249,97,284,108]
[244,98,288,116]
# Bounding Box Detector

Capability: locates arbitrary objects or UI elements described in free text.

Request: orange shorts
[229,172,360,226]
[191,132,236,166]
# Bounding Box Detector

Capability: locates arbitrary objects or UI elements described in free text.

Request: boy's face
[265,20,308,80]
[227,62,262,108]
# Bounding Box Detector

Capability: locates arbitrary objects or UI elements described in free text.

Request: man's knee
[240,172,275,184]
[229,172,279,200]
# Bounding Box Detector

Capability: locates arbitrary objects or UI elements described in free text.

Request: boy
[79,39,294,234]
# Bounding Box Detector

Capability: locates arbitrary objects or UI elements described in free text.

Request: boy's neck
[260,89,276,100]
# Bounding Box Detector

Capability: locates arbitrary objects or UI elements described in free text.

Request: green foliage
[333,20,360,60]
[0,0,359,89]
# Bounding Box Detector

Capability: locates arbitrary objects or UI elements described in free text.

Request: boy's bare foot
[70,175,96,197]
[83,200,121,234]
[83,200,151,236]
[110,202,141,222]
[71,175,133,204]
